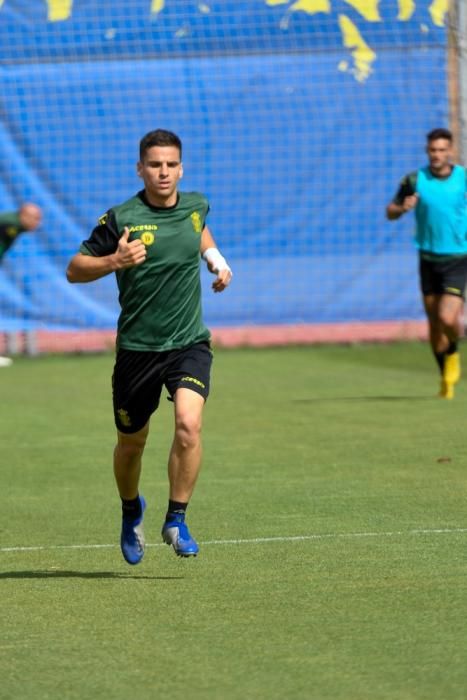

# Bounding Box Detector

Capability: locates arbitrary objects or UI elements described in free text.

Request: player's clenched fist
[116,227,147,268]
[211,268,232,293]
[402,194,418,212]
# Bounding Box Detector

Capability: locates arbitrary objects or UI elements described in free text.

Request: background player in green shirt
[67,129,232,564]
[0,202,43,367]
[386,128,467,399]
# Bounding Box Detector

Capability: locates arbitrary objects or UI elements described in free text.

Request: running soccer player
[0,203,42,367]
[386,128,467,399]
[66,129,232,564]
[0,203,42,262]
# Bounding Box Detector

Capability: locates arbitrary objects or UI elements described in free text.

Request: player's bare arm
[200,225,233,292]
[67,227,146,283]
[386,194,418,220]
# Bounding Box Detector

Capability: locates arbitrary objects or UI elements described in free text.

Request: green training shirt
[80,190,211,351]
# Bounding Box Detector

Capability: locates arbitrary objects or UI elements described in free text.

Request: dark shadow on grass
[0,570,183,581]
[293,395,434,403]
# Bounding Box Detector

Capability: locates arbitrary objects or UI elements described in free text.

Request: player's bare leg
[168,388,204,501]
[114,423,149,564]
[438,294,463,397]
[162,388,204,557]
[424,294,463,399]
[114,423,149,499]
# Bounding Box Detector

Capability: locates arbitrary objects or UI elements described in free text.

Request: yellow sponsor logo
[140,231,155,246]
[98,213,108,225]
[181,376,205,389]
[191,212,202,234]
[129,225,158,232]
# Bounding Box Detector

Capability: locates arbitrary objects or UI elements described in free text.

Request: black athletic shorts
[419,253,467,298]
[112,341,213,434]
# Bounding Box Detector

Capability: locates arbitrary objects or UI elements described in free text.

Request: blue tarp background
[0,1,449,331]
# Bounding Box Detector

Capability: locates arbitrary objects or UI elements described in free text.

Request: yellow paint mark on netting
[429,0,448,26]
[397,0,415,21]
[151,0,165,14]
[290,0,330,13]
[266,0,330,11]
[338,14,376,82]
[46,0,73,21]
[343,0,381,22]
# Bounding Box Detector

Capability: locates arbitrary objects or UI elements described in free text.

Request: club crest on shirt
[191,212,202,234]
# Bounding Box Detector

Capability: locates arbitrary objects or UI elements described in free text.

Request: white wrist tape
[202,247,231,273]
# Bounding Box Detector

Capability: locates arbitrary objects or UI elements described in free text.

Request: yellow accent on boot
[439,378,454,399]
[443,352,461,385]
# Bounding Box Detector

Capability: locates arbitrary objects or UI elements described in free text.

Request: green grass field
[1,342,467,700]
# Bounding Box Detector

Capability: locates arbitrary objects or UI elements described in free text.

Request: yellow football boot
[439,352,460,399]
[439,378,454,400]
[444,351,461,384]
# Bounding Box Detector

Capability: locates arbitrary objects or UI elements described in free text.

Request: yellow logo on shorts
[446,287,461,295]
[191,212,202,234]
[140,231,155,246]
[181,376,205,389]
[117,409,132,427]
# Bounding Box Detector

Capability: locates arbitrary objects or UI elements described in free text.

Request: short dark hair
[426,127,452,143]
[139,129,182,160]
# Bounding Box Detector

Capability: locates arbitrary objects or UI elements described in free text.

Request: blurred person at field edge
[386,128,467,399]
[66,128,232,565]
[0,203,43,367]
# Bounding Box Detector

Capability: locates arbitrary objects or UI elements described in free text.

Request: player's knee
[116,431,147,458]
[439,310,460,331]
[174,415,202,450]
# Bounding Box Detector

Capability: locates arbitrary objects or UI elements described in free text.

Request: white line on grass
[1,527,467,554]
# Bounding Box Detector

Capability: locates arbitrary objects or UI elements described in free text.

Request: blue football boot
[120,495,146,565]
[161,513,199,557]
